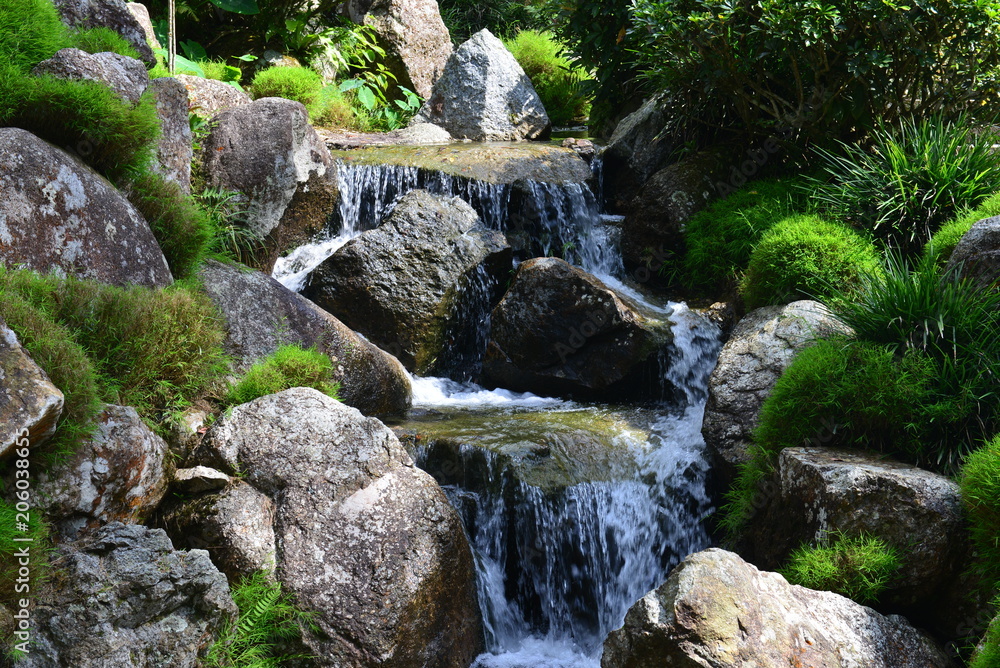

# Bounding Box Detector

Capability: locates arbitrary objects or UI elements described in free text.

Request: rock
[160,480,277,582]
[172,466,231,494]
[148,77,192,193]
[126,2,160,50]
[34,405,171,540]
[345,0,453,99]
[483,257,673,400]
[701,300,850,488]
[200,97,337,271]
[620,146,734,271]
[0,127,173,288]
[52,0,156,67]
[23,522,235,668]
[737,446,974,639]
[562,137,596,163]
[198,259,411,415]
[164,406,208,460]
[261,49,302,69]
[176,74,252,118]
[602,94,676,209]
[303,190,511,376]
[602,548,952,668]
[0,318,64,457]
[188,388,484,667]
[946,215,1000,291]
[412,29,550,141]
[32,48,150,104]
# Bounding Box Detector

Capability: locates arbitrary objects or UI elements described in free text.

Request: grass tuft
[780,533,902,604]
[225,345,340,408]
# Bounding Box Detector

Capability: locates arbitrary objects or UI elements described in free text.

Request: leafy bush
[780,533,902,604]
[960,435,1000,593]
[225,345,340,408]
[925,191,1000,268]
[250,65,323,108]
[739,215,881,310]
[503,30,589,127]
[808,116,1000,253]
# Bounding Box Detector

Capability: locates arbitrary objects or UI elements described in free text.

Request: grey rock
[172,466,231,494]
[176,74,252,118]
[483,257,673,400]
[200,97,337,271]
[946,215,1000,291]
[304,190,511,376]
[702,300,850,487]
[164,406,208,461]
[149,77,192,193]
[412,29,550,141]
[32,48,150,104]
[189,388,484,667]
[0,127,173,288]
[52,0,156,66]
[0,318,64,457]
[198,259,412,415]
[602,93,676,208]
[126,2,160,50]
[34,405,171,540]
[602,548,952,668]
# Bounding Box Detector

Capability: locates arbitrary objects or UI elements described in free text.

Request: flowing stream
[273,147,722,666]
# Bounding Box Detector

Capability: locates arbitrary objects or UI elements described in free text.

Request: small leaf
[338,78,365,92]
[208,0,260,14]
[357,86,376,110]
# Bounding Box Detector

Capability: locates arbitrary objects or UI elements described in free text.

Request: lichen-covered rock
[23,522,236,668]
[411,29,550,141]
[0,128,173,287]
[32,48,149,104]
[946,215,1000,291]
[52,0,156,67]
[199,259,411,415]
[602,548,952,668]
[34,405,171,539]
[176,74,252,117]
[126,2,160,49]
[0,318,63,457]
[345,0,453,99]
[200,97,337,271]
[188,388,483,667]
[483,257,673,400]
[304,190,511,377]
[702,300,850,488]
[149,77,192,193]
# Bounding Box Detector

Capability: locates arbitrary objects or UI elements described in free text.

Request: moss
[71,26,141,59]
[250,66,323,108]
[225,345,340,408]
[780,533,902,604]
[971,600,1000,668]
[960,435,1000,594]
[0,0,68,71]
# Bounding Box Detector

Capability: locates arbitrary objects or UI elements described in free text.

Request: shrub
[807,115,1000,253]
[740,215,881,310]
[71,26,141,59]
[924,191,1000,268]
[780,533,902,604]
[201,59,243,85]
[503,30,589,126]
[960,435,1000,593]
[225,345,340,408]
[250,66,323,108]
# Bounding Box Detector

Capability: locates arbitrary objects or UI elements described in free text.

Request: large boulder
[737,446,975,639]
[198,259,411,415]
[601,94,676,211]
[149,77,193,193]
[303,190,511,377]
[186,388,484,667]
[23,523,235,668]
[200,97,338,272]
[176,74,252,118]
[0,128,173,287]
[0,318,64,457]
[483,257,673,400]
[345,0,453,99]
[411,29,550,141]
[602,548,952,668]
[34,405,171,540]
[702,300,851,488]
[32,48,149,104]
[946,215,1000,291]
[52,0,156,66]
[126,2,160,50]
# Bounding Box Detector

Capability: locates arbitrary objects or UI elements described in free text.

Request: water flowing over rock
[32,48,149,104]
[304,189,511,377]
[483,257,673,400]
[411,29,550,141]
[149,77,193,194]
[52,0,156,67]
[200,97,337,271]
[0,318,63,456]
[187,388,484,667]
[34,405,171,540]
[702,300,851,488]
[0,127,173,287]
[601,548,953,668]
[23,522,235,668]
[176,74,252,117]
[345,0,453,99]
[947,215,1000,291]
[199,259,411,415]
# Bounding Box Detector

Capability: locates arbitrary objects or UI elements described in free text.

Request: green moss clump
[250,66,323,108]
[225,344,340,408]
[960,435,1000,593]
[780,533,901,604]
[71,26,141,59]
[0,0,68,71]
[970,600,1000,668]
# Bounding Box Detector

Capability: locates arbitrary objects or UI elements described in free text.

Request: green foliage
[0,498,50,661]
[503,30,589,127]
[0,0,68,72]
[71,26,141,59]
[195,188,267,265]
[780,533,902,604]
[807,116,1000,253]
[925,191,1000,268]
[225,345,340,408]
[250,65,323,107]
[204,571,314,668]
[439,0,545,43]
[960,435,1000,593]
[739,215,881,309]
[201,59,244,85]
[309,84,360,129]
